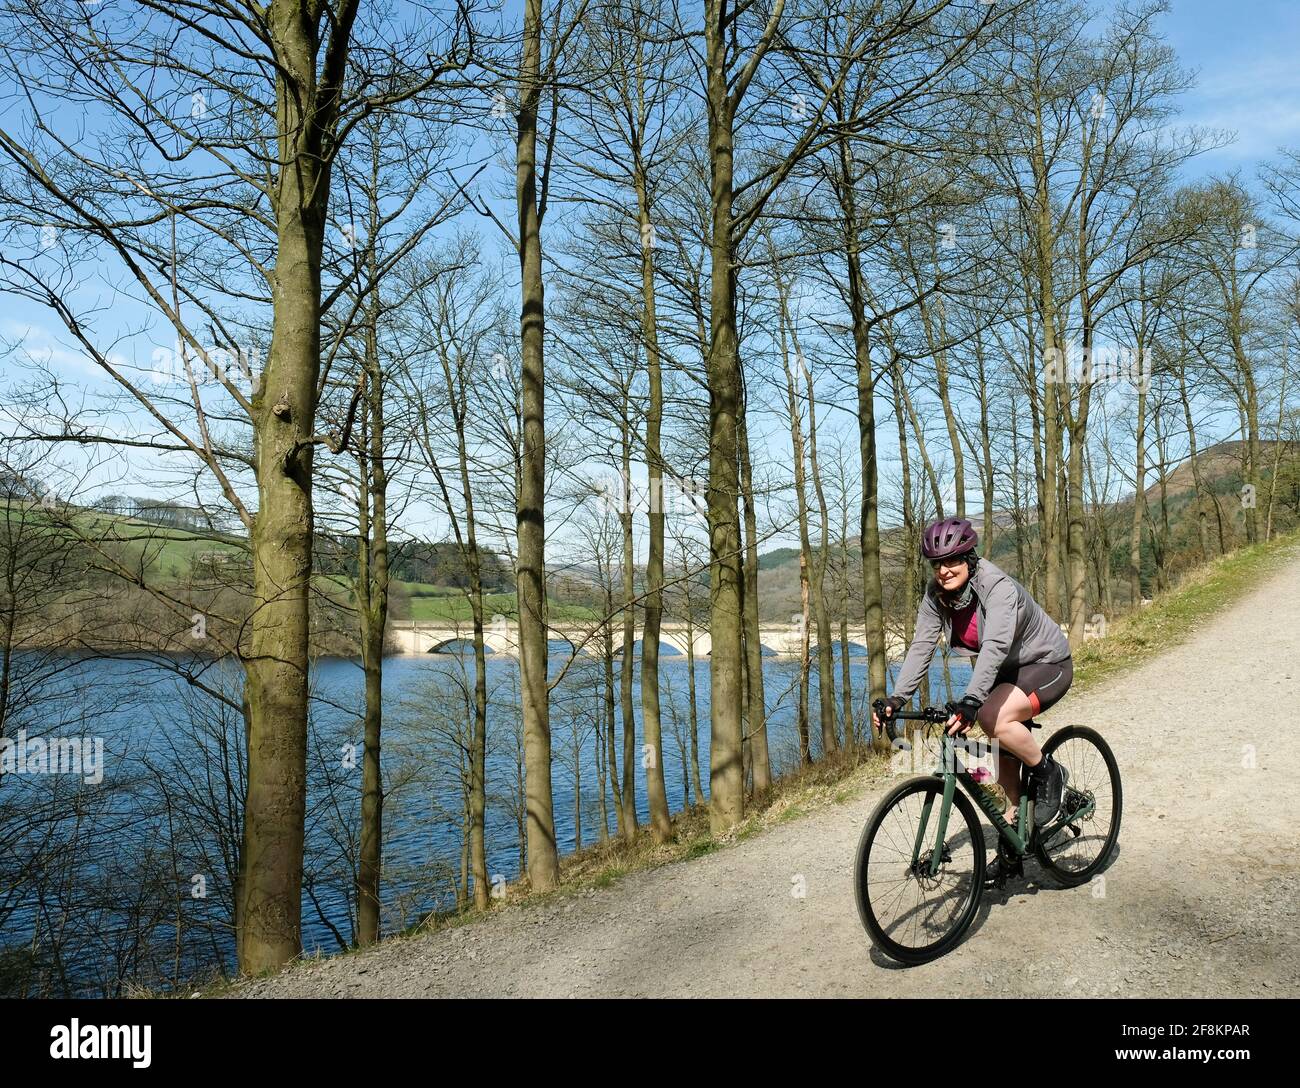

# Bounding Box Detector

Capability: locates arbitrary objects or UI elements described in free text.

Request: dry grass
[424,743,898,924]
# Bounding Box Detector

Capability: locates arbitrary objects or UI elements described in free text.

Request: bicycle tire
[854,776,986,965]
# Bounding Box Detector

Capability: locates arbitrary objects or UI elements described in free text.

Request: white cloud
[1179,42,1300,161]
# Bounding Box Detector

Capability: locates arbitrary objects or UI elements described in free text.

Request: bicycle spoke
[861,782,979,954]
[1037,732,1119,877]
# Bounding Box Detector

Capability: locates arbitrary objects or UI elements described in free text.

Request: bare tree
[0,0,475,971]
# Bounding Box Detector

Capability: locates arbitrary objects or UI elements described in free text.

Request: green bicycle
[855,701,1122,965]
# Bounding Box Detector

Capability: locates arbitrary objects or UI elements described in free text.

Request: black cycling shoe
[1028,755,1068,828]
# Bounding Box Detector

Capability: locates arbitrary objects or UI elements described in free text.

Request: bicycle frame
[886,710,1095,877]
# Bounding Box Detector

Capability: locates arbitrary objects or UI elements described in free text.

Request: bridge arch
[618,638,687,658]
[428,637,496,655]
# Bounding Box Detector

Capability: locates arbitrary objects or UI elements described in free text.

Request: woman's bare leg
[976,683,1043,815]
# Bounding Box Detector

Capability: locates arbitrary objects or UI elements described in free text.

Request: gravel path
[234,547,1300,998]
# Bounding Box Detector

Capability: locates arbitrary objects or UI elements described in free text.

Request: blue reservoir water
[0,646,971,993]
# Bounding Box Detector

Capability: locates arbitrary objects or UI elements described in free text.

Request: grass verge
[1068,528,1300,694]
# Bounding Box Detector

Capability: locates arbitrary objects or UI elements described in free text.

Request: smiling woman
[881,516,1075,834]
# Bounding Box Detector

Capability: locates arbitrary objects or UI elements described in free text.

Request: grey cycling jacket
[892,557,1071,704]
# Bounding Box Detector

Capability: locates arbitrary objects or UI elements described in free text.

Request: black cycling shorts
[992,657,1073,716]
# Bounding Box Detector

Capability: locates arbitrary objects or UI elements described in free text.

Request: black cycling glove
[946,695,982,732]
[875,695,907,736]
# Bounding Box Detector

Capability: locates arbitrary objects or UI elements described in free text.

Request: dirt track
[233,545,1300,998]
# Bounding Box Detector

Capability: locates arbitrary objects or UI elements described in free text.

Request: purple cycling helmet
[921,515,978,560]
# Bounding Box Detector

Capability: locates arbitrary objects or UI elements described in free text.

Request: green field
[9,504,602,621]
[10,504,247,580]
[107,523,246,580]
[401,586,598,623]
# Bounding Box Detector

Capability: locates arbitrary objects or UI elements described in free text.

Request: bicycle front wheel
[853,777,985,965]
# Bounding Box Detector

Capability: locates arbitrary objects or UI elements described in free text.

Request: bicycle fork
[911,773,957,878]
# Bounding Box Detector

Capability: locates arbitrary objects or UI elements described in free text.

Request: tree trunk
[1130,374,1147,608]
[703,1,745,831]
[802,338,838,757]
[1178,365,1215,560]
[925,295,965,517]
[601,571,624,837]
[594,702,609,843]
[775,273,819,762]
[1011,393,1028,581]
[356,282,390,943]
[836,138,888,719]
[682,560,705,806]
[1065,387,1092,644]
[237,15,332,964]
[619,419,639,840]
[636,176,672,842]
[737,400,771,792]
[973,337,995,555]
[437,346,493,911]
[1264,365,1289,540]
[798,551,812,765]
[1229,290,1261,544]
[1032,114,1064,624]
[572,729,582,851]
[515,0,558,889]
[890,352,926,707]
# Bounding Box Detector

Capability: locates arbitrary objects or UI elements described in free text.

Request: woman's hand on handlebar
[945,695,982,737]
[872,696,906,735]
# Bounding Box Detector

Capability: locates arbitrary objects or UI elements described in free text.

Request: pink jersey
[951,600,979,651]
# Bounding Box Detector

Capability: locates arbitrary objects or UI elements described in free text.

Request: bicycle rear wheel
[854,777,985,965]
[1033,725,1122,887]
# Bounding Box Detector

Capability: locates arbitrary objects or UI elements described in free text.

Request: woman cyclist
[872,515,1072,840]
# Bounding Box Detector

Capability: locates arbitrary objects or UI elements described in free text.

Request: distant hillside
[757,546,801,570]
[15,437,1296,644]
[1142,439,1295,503]
[754,438,1300,622]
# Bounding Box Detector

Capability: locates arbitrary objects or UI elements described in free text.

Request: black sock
[1028,755,1052,779]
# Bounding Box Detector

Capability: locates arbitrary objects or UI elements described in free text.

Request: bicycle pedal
[984,854,1024,889]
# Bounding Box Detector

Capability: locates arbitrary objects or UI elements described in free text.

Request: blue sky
[1162,0,1300,174]
[2,0,1297,535]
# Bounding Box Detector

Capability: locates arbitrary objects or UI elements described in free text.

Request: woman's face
[931,555,969,594]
